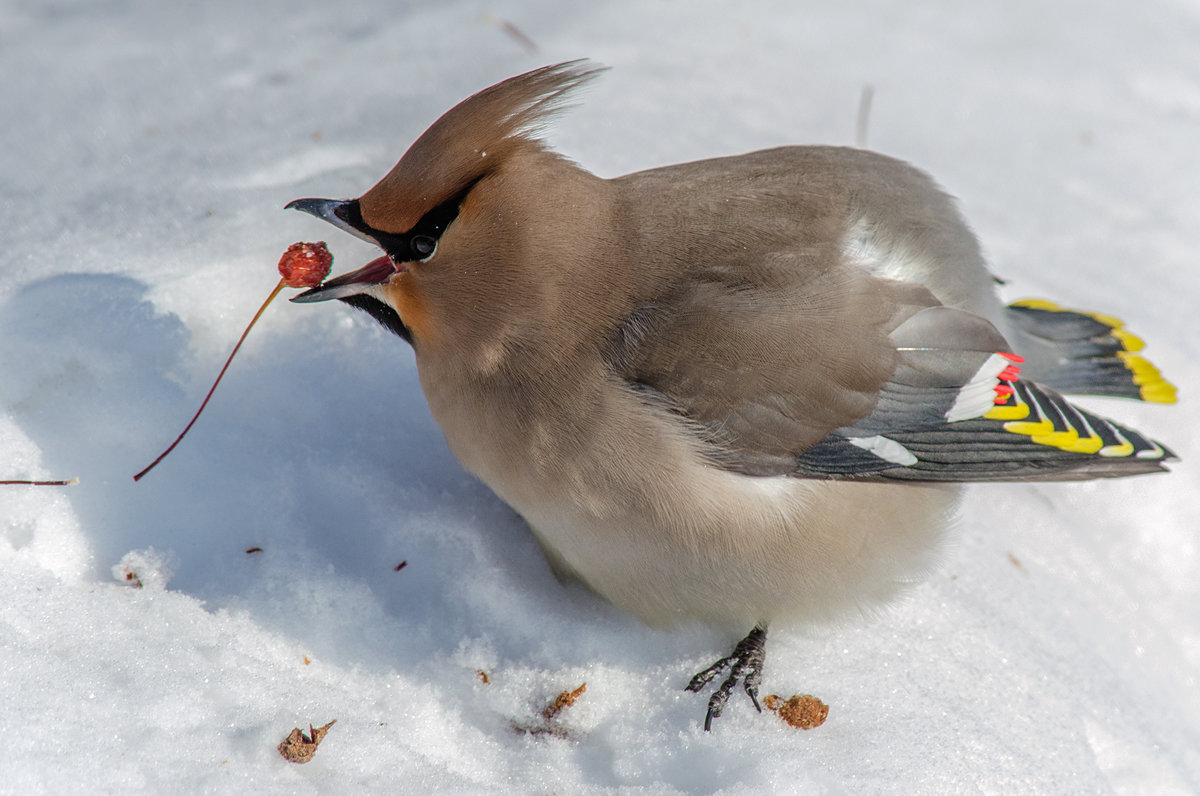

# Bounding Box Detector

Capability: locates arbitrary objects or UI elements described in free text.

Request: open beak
[290,255,395,303]
[285,197,396,303]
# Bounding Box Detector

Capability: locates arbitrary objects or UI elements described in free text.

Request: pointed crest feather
[360,60,606,233]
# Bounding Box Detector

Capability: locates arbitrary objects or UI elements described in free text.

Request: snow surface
[3,0,1199,792]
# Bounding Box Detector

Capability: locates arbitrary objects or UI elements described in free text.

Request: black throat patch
[340,293,413,346]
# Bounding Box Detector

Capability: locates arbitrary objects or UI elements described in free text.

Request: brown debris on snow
[277,720,336,764]
[765,694,829,730]
[512,682,588,739]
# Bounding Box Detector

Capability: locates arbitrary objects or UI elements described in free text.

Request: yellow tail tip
[1110,328,1145,352]
[1116,353,1178,403]
[1140,382,1178,404]
[1010,298,1064,312]
[1010,298,1127,330]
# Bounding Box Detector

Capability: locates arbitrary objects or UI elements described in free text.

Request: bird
[285,60,1177,731]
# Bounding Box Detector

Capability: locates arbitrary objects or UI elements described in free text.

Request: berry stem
[1,478,79,486]
[133,278,287,482]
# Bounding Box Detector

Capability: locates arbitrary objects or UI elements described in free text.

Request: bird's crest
[359,60,605,234]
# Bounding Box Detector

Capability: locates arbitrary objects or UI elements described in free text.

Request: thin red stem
[1,478,79,486]
[133,279,286,482]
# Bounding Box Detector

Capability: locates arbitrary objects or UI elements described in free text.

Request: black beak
[286,197,399,303]
[285,197,378,245]
[284,198,415,343]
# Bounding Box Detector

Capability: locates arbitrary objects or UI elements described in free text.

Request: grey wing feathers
[1003,299,1177,404]
[793,306,1174,481]
[620,297,1175,483]
[796,380,1174,482]
[606,146,1174,485]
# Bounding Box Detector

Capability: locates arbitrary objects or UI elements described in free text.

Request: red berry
[278,241,333,288]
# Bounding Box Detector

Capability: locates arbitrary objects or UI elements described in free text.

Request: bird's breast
[415,363,958,629]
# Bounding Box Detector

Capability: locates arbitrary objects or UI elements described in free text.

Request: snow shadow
[2,271,670,671]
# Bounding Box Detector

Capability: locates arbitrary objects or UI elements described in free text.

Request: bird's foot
[685,625,767,731]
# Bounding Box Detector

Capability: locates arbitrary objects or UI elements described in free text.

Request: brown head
[287,61,619,370]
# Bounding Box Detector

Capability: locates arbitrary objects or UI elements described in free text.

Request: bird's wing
[794,306,1174,481]
[612,267,1174,482]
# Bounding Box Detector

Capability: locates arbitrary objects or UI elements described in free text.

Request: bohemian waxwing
[287,61,1177,730]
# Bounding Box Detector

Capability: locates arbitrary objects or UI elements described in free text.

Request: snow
[3,0,1198,791]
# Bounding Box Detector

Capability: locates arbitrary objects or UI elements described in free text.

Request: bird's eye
[410,235,437,260]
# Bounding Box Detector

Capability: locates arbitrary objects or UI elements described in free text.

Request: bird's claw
[685,625,767,731]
